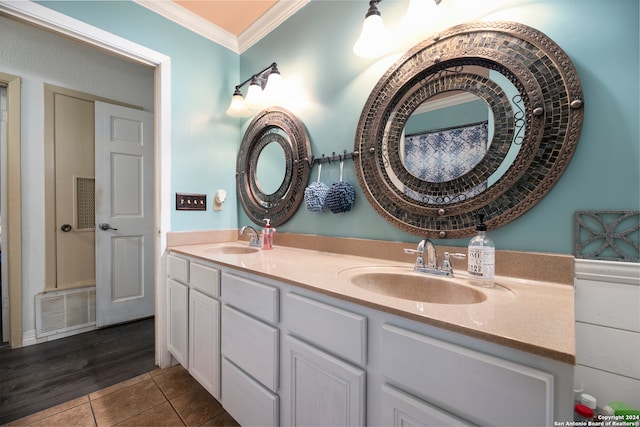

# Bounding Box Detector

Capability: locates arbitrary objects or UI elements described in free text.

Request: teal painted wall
[40,0,639,255]
[239,0,640,255]
[36,1,243,232]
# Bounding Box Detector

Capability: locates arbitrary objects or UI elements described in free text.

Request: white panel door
[95,102,154,327]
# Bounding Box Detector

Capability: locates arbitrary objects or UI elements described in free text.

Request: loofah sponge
[305,182,329,212]
[325,159,355,213]
[326,181,355,213]
[304,163,329,212]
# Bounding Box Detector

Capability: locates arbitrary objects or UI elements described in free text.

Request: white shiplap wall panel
[576,322,640,379]
[574,260,640,409]
[575,278,640,332]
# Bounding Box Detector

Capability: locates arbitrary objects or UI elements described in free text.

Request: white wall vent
[36,287,96,338]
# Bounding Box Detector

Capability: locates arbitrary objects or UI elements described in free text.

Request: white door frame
[0,1,173,367]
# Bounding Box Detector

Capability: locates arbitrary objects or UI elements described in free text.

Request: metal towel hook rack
[310,149,359,167]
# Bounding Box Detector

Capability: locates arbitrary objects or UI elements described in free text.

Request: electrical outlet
[176,193,207,211]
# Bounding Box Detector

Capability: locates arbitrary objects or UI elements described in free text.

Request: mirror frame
[237,107,312,227]
[354,21,584,238]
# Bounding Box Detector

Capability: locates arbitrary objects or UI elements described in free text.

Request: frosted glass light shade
[264,71,284,105]
[400,0,441,43]
[225,93,251,117]
[353,13,387,58]
[244,77,265,111]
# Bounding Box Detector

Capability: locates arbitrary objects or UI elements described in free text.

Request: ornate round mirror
[355,21,584,238]
[237,107,312,227]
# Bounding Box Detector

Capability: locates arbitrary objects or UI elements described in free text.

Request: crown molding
[133,0,238,53]
[133,0,308,54]
[238,0,309,53]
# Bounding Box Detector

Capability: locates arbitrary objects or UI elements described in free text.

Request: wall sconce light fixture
[225,62,283,118]
[353,0,443,59]
[353,1,387,58]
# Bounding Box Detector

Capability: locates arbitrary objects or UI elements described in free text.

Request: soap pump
[261,218,275,250]
[467,214,495,286]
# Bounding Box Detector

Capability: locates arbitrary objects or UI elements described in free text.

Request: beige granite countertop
[169,240,576,365]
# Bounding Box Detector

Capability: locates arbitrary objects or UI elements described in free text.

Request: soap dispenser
[261,218,275,250]
[467,214,495,286]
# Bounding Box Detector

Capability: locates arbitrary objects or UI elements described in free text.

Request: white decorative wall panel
[574,259,640,408]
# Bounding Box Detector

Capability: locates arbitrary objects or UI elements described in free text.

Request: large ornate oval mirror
[355,21,584,238]
[237,107,312,227]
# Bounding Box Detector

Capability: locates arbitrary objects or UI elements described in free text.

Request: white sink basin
[204,246,259,255]
[338,266,512,305]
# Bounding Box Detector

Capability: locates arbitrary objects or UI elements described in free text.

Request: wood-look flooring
[0,318,156,425]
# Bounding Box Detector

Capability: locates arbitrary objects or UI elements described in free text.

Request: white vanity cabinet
[166,253,221,400]
[221,272,280,427]
[378,324,555,426]
[166,249,573,427]
[281,293,367,427]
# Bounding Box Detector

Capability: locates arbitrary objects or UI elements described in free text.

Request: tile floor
[5,365,239,427]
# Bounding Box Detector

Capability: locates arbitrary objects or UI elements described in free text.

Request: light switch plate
[176,193,206,211]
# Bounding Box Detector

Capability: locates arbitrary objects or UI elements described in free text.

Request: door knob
[60,224,72,232]
[98,223,118,231]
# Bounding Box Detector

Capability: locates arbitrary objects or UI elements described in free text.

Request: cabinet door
[167,278,188,367]
[189,289,220,400]
[380,384,473,427]
[284,335,365,427]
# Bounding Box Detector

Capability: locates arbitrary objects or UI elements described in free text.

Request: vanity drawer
[284,293,367,366]
[221,305,279,391]
[167,254,189,284]
[190,262,220,298]
[222,357,278,427]
[221,272,279,323]
[381,324,554,426]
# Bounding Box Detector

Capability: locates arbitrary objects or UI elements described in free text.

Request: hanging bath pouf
[304,163,329,212]
[325,158,355,213]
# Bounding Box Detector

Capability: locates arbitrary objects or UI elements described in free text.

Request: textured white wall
[0,15,154,338]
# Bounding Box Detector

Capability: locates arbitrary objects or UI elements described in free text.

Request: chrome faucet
[404,239,465,277]
[240,225,262,248]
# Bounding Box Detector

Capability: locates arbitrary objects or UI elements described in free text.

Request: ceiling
[134,0,309,53]
[173,0,278,36]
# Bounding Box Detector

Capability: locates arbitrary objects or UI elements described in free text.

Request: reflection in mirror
[387,68,525,205]
[488,71,523,187]
[256,137,287,195]
[403,92,491,181]
[397,91,492,204]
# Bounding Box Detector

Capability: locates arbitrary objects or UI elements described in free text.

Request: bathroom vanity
[166,241,575,426]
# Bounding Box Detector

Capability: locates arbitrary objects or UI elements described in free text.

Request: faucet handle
[441,252,452,273]
[441,252,466,274]
[404,239,425,254]
[404,240,425,268]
